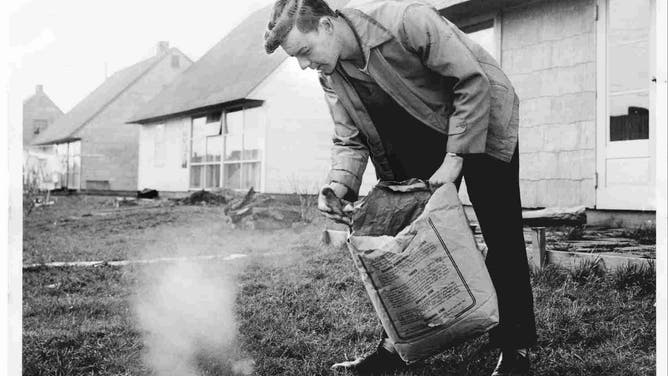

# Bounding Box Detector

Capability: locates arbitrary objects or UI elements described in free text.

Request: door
[66,141,81,190]
[596,0,656,210]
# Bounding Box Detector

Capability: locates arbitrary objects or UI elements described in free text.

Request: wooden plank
[545,250,654,271]
[529,227,547,269]
[522,206,587,227]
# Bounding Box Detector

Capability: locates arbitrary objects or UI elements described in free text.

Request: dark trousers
[456,146,537,349]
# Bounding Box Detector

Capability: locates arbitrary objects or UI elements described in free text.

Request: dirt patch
[176,190,230,206]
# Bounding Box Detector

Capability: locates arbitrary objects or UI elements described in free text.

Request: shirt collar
[336,8,394,69]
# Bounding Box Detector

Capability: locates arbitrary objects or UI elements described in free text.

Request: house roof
[32,50,176,145]
[128,0,353,124]
[23,86,64,114]
[440,0,532,20]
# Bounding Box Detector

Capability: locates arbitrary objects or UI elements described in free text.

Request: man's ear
[318,16,334,33]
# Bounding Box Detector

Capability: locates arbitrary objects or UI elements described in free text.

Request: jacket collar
[337,8,394,69]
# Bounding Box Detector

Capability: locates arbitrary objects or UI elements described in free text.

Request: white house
[32,42,192,192]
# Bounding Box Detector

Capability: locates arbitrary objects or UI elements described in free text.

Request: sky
[8,0,276,113]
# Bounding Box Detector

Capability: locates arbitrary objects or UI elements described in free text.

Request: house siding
[501,0,597,208]
[248,59,377,195]
[74,50,191,191]
[23,89,63,147]
[138,117,190,192]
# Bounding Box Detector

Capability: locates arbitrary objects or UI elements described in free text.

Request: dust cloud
[133,260,254,376]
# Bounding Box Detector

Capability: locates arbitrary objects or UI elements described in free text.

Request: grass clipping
[348,181,498,363]
[133,261,254,376]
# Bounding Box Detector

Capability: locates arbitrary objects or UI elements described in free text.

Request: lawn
[22,196,656,375]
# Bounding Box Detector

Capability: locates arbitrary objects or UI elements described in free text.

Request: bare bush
[287,176,320,223]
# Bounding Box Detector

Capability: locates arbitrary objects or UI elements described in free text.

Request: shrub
[609,262,655,297]
[569,258,605,286]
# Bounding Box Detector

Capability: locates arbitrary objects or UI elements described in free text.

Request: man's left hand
[428,153,463,188]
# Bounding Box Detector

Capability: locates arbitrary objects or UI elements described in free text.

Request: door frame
[595,0,656,210]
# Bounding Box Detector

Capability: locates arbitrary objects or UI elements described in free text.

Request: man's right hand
[317,183,354,226]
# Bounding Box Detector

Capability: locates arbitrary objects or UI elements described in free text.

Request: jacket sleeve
[319,73,369,200]
[398,4,491,155]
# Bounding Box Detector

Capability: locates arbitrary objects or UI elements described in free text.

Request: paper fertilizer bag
[346,180,499,363]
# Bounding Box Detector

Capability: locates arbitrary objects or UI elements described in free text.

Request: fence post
[530,227,547,269]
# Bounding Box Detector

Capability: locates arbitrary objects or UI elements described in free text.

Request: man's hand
[428,153,463,188]
[317,183,354,226]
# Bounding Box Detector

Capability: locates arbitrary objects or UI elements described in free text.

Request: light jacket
[321,0,519,197]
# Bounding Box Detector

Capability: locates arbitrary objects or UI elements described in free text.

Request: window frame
[221,107,263,191]
[187,105,264,191]
[189,112,223,190]
[153,123,165,168]
[32,119,48,135]
[457,11,502,62]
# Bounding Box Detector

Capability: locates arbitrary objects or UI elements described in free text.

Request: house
[31,42,192,192]
[22,85,64,189]
[439,0,659,215]
[131,0,659,220]
[23,85,63,147]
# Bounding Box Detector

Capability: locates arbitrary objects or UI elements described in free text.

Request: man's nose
[297,57,310,70]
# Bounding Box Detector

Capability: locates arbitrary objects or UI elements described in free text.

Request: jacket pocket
[489,82,514,130]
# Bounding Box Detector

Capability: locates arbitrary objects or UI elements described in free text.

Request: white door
[596,0,656,210]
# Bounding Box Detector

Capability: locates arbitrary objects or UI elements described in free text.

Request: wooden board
[522,206,587,227]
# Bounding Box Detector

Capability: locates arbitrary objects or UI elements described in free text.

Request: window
[67,141,81,190]
[607,0,650,141]
[463,20,497,59]
[171,55,180,69]
[189,108,263,191]
[153,124,165,167]
[222,109,262,190]
[33,119,48,135]
[189,112,222,189]
[180,123,189,169]
[55,141,81,190]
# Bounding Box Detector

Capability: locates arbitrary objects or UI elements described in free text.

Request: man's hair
[264,0,337,54]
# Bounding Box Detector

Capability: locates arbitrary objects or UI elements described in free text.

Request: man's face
[281,20,340,75]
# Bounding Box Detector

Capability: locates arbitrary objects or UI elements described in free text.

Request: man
[264,1,537,375]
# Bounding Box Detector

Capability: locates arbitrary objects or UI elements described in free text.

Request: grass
[620,222,656,245]
[22,197,656,375]
[23,265,147,376]
[23,248,656,376]
[22,195,327,265]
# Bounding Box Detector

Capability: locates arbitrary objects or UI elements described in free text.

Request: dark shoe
[331,340,406,375]
[491,349,530,376]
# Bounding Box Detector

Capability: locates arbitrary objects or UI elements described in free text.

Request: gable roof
[23,87,64,114]
[32,50,175,145]
[128,0,351,124]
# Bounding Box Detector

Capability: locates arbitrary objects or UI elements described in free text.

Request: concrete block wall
[502,0,597,208]
[250,59,377,196]
[75,50,191,191]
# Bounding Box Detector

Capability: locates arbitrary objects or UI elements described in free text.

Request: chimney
[157,41,170,55]
[36,85,43,94]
